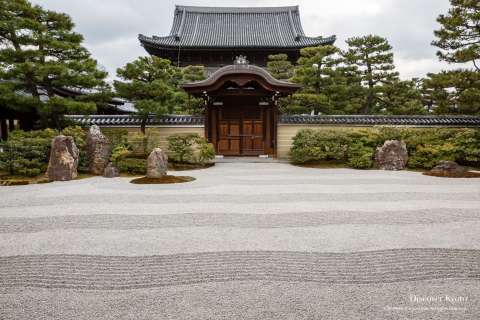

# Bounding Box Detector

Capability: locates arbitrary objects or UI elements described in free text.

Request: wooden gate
[217,106,265,156]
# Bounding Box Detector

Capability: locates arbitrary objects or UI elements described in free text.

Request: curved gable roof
[139,5,336,50]
[181,64,301,95]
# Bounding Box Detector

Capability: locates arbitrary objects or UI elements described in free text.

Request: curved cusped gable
[181,64,301,96]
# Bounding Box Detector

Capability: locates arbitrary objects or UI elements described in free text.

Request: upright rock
[375,140,408,171]
[147,148,168,178]
[103,162,120,178]
[87,125,110,175]
[429,161,467,177]
[46,135,79,181]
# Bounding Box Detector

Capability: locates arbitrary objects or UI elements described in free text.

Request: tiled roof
[67,115,480,127]
[139,5,336,50]
[280,115,480,126]
[66,115,204,126]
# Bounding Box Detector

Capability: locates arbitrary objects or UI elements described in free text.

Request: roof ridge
[175,5,299,13]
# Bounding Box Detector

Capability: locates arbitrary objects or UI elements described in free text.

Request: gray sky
[31,0,456,80]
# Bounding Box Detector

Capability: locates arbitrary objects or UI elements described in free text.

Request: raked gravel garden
[1,162,480,319]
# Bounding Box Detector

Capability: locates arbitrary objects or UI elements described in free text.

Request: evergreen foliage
[423,70,480,115]
[115,56,205,133]
[267,54,294,80]
[0,0,110,128]
[0,126,86,176]
[343,35,400,114]
[167,133,215,165]
[286,45,363,115]
[290,127,480,169]
[432,0,480,70]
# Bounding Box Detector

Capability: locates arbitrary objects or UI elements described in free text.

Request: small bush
[167,134,215,165]
[347,142,374,169]
[110,145,131,166]
[117,158,147,175]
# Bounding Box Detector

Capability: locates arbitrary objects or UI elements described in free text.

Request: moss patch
[293,161,348,169]
[130,175,195,184]
[169,163,214,171]
[0,179,30,186]
[423,171,480,178]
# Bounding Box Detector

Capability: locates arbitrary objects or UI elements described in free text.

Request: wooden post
[264,106,272,155]
[273,106,279,159]
[210,105,217,151]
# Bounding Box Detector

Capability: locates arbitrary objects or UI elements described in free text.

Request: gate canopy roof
[181,64,301,96]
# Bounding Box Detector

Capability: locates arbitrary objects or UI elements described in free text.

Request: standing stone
[46,135,79,181]
[429,161,467,176]
[375,140,408,171]
[87,125,111,175]
[103,162,120,178]
[147,148,168,178]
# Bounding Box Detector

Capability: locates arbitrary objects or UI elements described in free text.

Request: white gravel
[0,163,479,319]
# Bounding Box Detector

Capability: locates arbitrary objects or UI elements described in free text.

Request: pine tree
[267,54,294,80]
[423,70,480,115]
[286,45,363,115]
[343,35,399,114]
[0,0,109,129]
[115,56,179,134]
[174,65,206,115]
[432,0,480,70]
[381,80,426,115]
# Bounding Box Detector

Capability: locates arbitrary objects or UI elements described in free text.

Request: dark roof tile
[139,5,335,50]
[66,115,204,126]
[280,115,480,126]
[67,115,480,127]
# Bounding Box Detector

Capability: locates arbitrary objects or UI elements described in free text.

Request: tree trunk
[8,119,15,131]
[0,118,8,140]
[52,113,62,131]
[364,61,374,114]
[141,118,147,135]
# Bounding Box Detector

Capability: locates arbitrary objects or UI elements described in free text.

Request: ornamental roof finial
[234,55,249,65]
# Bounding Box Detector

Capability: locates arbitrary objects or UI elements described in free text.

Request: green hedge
[290,127,480,169]
[0,126,87,177]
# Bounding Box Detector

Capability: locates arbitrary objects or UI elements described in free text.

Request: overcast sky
[31,0,456,81]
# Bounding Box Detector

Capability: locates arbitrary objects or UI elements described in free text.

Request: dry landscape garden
[1,0,480,319]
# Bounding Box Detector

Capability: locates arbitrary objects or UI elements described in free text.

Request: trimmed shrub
[0,129,57,177]
[117,158,147,175]
[347,142,375,169]
[110,145,131,166]
[0,126,88,177]
[167,134,215,165]
[290,127,480,170]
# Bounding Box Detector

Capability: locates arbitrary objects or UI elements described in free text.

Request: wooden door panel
[253,121,264,150]
[241,120,264,154]
[242,121,253,151]
[218,121,240,155]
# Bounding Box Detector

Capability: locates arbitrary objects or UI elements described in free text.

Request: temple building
[139,5,336,73]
